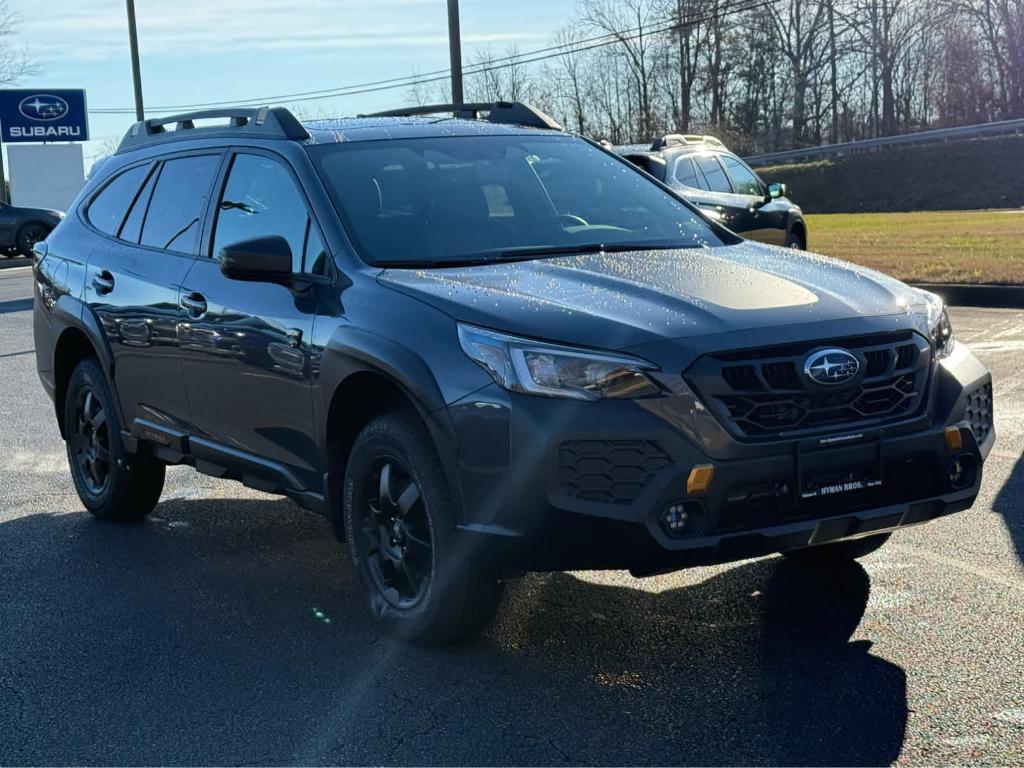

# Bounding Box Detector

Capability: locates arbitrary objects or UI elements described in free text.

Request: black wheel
[785,229,805,250]
[782,533,891,566]
[64,357,164,521]
[344,412,504,644]
[16,222,49,258]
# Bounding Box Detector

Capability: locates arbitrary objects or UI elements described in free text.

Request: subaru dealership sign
[0,89,88,142]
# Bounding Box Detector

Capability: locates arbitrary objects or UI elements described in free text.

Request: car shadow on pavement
[993,452,1024,566]
[0,498,906,766]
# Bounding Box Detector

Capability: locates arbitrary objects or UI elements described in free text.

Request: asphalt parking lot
[1,265,1022,766]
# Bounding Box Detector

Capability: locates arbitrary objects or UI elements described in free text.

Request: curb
[911,283,1024,309]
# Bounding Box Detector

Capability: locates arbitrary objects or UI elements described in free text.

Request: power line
[89,26,657,113]
[90,0,776,117]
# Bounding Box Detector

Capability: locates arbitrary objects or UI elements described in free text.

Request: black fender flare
[50,294,124,437]
[317,325,464,520]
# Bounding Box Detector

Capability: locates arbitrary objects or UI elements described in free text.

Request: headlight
[910,291,955,359]
[457,323,662,401]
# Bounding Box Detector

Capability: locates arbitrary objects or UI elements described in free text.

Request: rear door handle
[180,291,208,317]
[92,270,115,295]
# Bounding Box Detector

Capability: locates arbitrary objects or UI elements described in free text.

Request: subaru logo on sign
[18,94,69,121]
[804,348,860,386]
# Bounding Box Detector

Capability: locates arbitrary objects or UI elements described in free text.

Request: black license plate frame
[795,430,885,503]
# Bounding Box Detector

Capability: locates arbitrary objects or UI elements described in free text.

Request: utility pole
[447,0,463,106]
[126,0,145,121]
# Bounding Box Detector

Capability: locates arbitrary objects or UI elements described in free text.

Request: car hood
[378,242,924,351]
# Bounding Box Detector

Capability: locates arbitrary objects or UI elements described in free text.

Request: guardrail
[745,118,1024,166]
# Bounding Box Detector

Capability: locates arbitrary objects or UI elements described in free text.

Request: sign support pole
[0,136,6,203]
[447,0,463,107]
[126,0,145,121]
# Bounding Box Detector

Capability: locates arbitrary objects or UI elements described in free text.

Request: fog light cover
[948,453,977,490]
[659,500,707,538]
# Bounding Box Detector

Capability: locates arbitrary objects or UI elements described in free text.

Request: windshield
[309,134,731,266]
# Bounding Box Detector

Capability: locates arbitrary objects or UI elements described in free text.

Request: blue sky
[7,0,576,165]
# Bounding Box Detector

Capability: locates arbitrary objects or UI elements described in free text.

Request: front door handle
[92,270,115,295]
[180,291,208,317]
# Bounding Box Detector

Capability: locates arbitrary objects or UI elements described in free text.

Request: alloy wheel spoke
[378,463,396,507]
[397,558,420,596]
[87,458,103,485]
[395,482,420,517]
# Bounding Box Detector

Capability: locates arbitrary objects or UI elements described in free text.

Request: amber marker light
[687,464,714,495]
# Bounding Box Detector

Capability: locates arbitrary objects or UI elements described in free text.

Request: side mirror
[767,182,786,200]
[219,236,293,281]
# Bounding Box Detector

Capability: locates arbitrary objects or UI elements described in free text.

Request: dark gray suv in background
[615,135,807,249]
[33,102,993,644]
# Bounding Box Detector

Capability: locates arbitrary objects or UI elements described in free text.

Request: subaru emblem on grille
[803,348,860,386]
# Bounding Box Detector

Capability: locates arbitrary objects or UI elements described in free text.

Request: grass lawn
[804,210,1024,284]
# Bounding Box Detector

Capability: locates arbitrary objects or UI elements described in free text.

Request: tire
[785,229,805,249]
[782,533,891,566]
[343,411,504,645]
[16,222,50,258]
[64,357,165,521]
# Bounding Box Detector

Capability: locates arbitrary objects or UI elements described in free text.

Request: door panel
[86,240,194,431]
[719,154,787,245]
[178,151,323,490]
[178,261,319,488]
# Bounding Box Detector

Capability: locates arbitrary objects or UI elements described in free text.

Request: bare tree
[0,1,37,86]
[582,0,663,139]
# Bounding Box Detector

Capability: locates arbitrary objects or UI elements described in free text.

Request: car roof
[301,116,559,145]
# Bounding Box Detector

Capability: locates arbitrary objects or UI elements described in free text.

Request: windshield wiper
[375,242,695,270]
[493,242,692,259]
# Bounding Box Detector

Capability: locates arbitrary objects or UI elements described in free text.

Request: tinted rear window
[140,154,221,254]
[87,164,151,236]
[309,135,727,266]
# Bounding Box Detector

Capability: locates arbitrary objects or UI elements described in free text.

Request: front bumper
[446,342,993,574]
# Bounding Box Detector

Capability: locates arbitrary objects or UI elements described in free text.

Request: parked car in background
[0,200,63,258]
[614,135,807,249]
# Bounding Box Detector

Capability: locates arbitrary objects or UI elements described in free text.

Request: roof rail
[361,101,563,131]
[116,106,309,153]
[651,133,726,151]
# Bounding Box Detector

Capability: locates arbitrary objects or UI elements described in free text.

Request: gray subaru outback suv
[34,102,993,643]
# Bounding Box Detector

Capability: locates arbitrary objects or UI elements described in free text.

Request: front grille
[558,440,671,505]
[965,382,993,444]
[687,332,932,439]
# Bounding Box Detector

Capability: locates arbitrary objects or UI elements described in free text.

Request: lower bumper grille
[687,331,933,439]
[965,382,993,445]
[558,439,671,505]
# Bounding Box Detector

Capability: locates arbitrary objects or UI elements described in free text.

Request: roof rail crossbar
[361,101,563,131]
[117,106,309,153]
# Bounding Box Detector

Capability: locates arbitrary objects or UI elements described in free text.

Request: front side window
[212,153,320,273]
[140,154,221,255]
[721,155,764,197]
[309,135,729,267]
[87,164,151,236]
[693,155,733,194]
